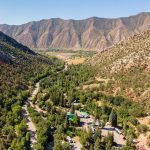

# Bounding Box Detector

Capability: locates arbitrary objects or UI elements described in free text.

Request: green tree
[53,140,62,150]
[26,132,30,141]
[93,127,101,142]
[90,144,94,150]
[62,143,72,150]
[94,138,101,150]
[109,109,117,127]
[104,132,114,150]
[70,104,75,114]
[34,143,45,150]
[15,120,27,136]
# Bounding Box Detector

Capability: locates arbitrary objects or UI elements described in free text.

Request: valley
[1,31,150,150]
[24,62,149,150]
[36,49,96,65]
[1,5,150,150]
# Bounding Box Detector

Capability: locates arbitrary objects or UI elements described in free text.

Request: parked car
[66,136,73,143]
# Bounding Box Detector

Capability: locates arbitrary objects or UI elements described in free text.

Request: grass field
[34,49,97,65]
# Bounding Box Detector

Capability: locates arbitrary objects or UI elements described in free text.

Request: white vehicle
[66,136,73,143]
[132,139,137,144]
[114,128,122,134]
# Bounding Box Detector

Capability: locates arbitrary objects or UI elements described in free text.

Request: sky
[0,0,150,25]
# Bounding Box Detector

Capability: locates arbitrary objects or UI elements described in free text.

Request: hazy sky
[0,0,150,25]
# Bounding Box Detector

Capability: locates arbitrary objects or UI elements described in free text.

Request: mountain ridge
[1,12,150,25]
[0,12,150,51]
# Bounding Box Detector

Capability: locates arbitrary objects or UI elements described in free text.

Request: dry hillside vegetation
[66,57,86,65]
[90,30,150,109]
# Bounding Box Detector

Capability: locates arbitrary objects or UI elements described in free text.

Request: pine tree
[109,109,117,127]
[70,104,75,114]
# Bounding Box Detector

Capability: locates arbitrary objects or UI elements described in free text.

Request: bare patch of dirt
[82,83,100,90]
[46,52,76,60]
[67,57,86,65]
[137,134,150,150]
[137,116,150,150]
[95,77,113,84]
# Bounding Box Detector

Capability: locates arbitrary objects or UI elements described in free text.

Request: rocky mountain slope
[0,12,150,51]
[90,30,150,108]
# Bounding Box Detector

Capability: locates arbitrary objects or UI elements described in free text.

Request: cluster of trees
[0,40,64,149]
[29,62,145,149]
[1,41,147,150]
[27,106,51,150]
[30,64,95,149]
[27,104,70,150]
[77,128,114,150]
[0,91,30,149]
[36,64,94,109]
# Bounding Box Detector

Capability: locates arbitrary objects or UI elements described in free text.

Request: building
[80,111,89,118]
[67,112,76,122]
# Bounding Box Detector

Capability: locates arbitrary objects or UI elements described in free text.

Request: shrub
[137,124,148,133]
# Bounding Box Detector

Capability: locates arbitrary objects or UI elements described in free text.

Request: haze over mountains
[0,12,150,51]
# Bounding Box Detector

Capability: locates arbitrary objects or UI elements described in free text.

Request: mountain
[0,31,60,102]
[90,29,150,108]
[0,12,150,51]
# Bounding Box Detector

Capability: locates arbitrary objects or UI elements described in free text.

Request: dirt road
[22,82,40,149]
[22,80,55,150]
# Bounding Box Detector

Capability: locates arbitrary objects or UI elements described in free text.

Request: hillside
[90,29,150,109]
[0,31,35,64]
[0,31,56,98]
[0,12,150,51]
[0,32,63,149]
